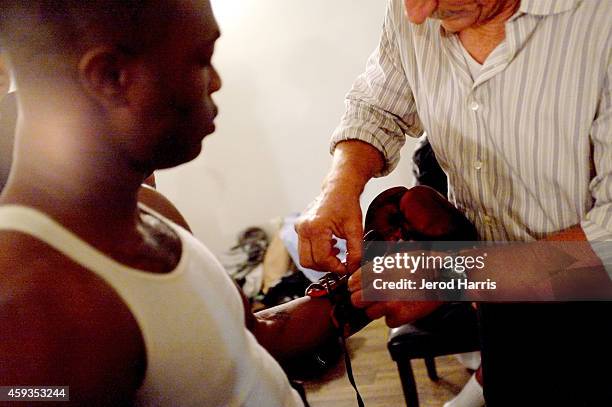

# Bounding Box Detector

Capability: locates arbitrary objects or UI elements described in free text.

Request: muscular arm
[235,276,339,364]
[139,186,345,362]
[252,297,336,363]
[0,247,145,407]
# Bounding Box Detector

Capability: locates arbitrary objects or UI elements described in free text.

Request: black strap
[340,331,365,407]
[289,380,311,407]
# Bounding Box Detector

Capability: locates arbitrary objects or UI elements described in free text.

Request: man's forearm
[542,225,586,241]
[253,296,336,363]
[464,225,611,300]
[324,140,385,195]
[540,225,611,298]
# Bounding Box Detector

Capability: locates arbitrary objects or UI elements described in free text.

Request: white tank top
[0,204,304,407]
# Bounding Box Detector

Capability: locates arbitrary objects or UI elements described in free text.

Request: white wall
[156,0,419,256]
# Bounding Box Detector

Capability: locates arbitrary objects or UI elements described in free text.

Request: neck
[458,0,520,64]
[1,108,149,250]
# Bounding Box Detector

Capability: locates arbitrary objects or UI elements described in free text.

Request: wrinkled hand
[347,268,441,327]
[295,187,364,274]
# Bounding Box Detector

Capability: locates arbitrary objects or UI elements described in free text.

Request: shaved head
[0,0,175,84]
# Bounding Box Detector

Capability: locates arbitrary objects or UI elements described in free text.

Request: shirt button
[470,101,480,111]
[474,160,483,170]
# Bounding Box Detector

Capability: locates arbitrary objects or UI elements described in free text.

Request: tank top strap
[0,204,181,275]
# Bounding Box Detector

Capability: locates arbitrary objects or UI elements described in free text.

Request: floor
[303,318,473,407]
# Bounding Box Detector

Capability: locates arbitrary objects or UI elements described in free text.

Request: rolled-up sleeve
[581,54,612,275]
[330,0,423,177]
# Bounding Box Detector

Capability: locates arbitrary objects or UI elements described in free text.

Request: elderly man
[296,0,612,405]
[0,1,362,405]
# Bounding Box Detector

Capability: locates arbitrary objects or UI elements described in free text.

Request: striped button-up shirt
[331,0,612,246]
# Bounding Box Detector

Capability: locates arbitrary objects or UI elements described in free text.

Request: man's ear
[78,46,130,107]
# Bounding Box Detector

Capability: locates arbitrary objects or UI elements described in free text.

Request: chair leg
[397,359,419,407]
[424,357,439,381]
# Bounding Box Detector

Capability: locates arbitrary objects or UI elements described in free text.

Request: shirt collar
[517,0,581,17]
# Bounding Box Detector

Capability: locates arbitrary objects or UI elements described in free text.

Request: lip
[200,105,218,137]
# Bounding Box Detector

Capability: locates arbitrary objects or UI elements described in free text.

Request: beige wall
[0,54,10,99]
[156,0,419,256]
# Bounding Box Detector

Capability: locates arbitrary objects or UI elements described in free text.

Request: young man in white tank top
[0,1,362,405]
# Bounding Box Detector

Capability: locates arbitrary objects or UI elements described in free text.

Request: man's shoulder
[137,184,192,232]
[0,230,142,338]
[576,0,612,28]
[580,0,612,14]
[0,231,146,404]
[569,0,612,65]
[0,230,80,281]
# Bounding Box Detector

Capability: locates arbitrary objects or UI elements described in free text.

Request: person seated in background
[0,1,361,405]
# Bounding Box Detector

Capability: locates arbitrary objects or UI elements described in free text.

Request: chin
[185,142,204,162]
[440,15,479,32]
[153,143,204,170]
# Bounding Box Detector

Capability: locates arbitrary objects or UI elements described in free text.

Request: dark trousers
[478,302,612,406]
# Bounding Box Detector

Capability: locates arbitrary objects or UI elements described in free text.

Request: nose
[403,0,438,24]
